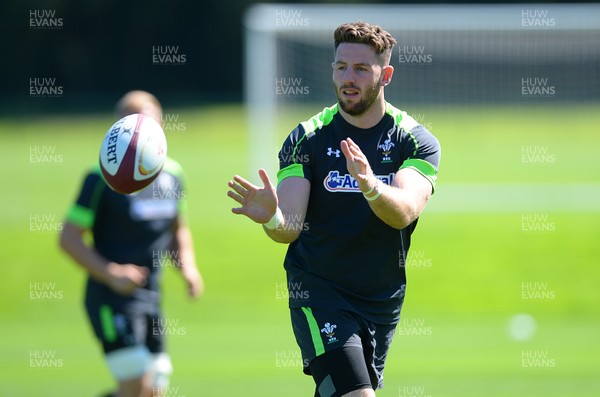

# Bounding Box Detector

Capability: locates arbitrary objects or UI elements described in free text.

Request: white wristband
[263,207,284,230]
[363,180,382,201]
[362,183,376,196]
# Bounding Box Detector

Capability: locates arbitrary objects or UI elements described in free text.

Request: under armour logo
[327,147,340,157]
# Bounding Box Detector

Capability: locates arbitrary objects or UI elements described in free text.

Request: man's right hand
[227,169,278,224]
[106,263,149,296]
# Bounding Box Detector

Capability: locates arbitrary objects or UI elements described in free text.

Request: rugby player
[228,22,440,397]
[60,90,203,397]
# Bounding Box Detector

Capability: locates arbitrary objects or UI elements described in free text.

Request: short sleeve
[276,124,313,186]
[399,125,441,192]
[65,170,106,229]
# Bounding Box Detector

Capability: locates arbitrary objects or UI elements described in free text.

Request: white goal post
[244,3,600,178]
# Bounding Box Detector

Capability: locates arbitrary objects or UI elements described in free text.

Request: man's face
[332,43,384,116]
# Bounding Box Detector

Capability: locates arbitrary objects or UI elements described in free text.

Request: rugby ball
[99,113,167,194]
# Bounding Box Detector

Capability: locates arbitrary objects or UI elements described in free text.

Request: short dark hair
[334,21,397,65]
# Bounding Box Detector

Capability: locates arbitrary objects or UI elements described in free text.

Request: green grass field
[1,103,599,396]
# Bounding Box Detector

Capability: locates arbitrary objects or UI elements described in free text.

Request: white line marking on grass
[427,184,600,213]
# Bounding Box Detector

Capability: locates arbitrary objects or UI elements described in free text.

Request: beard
[334,80,382,116]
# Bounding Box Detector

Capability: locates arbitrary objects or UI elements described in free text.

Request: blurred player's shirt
[66,157,187,305]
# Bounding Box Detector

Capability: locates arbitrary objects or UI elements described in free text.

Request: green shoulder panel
[299,103,339,134]
[66,165,105,229]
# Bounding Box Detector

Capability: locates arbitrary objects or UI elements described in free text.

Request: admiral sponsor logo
[323,170,394,192]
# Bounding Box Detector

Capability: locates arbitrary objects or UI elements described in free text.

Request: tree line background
[1,0,585,115]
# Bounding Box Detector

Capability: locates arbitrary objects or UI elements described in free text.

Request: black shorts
[85,285,165,355]
[290,306,397,394]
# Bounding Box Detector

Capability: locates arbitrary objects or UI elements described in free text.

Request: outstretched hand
[228,169,278,224]
[340,138,376,192]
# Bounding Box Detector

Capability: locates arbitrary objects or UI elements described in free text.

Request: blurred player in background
[228,22,440,396]
[60,90,203,397]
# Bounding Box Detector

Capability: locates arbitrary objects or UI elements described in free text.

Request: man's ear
[381,65,394,87]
